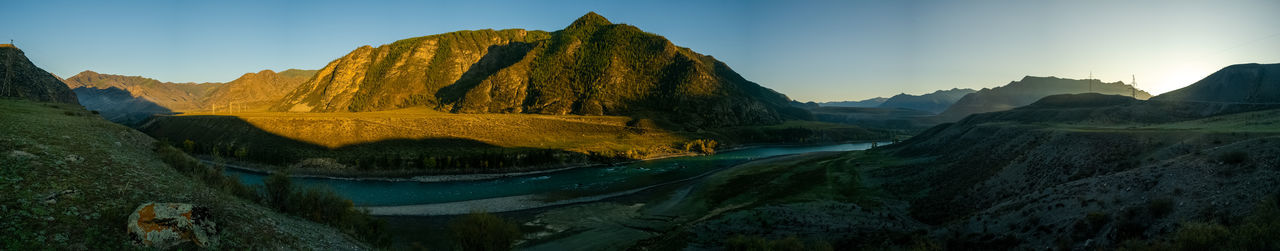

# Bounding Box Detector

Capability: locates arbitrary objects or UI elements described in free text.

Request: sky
[3,0,1278,102]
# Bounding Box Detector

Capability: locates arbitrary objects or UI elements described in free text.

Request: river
[226,142,880,211]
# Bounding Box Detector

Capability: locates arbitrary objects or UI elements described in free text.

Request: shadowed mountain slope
[0,45,79,104]
[64,70,220,111]
[1152,63,1280,103]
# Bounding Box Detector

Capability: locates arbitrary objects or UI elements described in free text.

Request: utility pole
[1088,71,1094,93]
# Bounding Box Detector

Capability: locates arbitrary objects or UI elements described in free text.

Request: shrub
[1172,222,1229,250]
[264,171,293,211]
[1149,198,1175,218]
[724,235,831,251]
[182,139,196,153]
[681,139,718,154]
[449,212,521,251]
[1217,151,1248,165]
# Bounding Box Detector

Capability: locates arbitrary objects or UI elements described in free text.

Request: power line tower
[1131,75,1137,99]
[1088,71,1094,93]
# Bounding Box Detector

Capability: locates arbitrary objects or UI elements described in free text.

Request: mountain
[1151,63,1280,103]
[0,44,79,104]
[936,76,1150,121]
[203,69,316,110]
[273,12,807,127]
[877,88,976,114]
[72,86,173,125]
[67,69,317,124]
[820,97,888,107]
[64,70,220,111]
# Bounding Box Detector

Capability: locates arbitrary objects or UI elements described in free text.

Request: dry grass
[175,107,690,155]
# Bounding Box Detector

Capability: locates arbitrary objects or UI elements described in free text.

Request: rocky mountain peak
[568,12,612,30]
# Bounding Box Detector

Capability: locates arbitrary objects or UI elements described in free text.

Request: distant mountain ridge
[67,68,314,112]
[1,45,79,104]
[878,88,976,114]
[820,97,887,108]
[936,76,1150,121]
[1152,63,1280,103]
[66,69,316,125]
[273,12,807,127]
[64,70,221,111]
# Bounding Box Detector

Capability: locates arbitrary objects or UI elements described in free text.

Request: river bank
[209,140,887,183]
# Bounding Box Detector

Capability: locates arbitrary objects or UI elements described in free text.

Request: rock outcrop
[0,44,80,104]
[127,203,218,248]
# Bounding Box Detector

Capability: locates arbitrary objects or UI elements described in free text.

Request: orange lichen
[135,204,162,245]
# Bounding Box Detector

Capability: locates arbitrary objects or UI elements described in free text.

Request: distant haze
[3,0,1277,102]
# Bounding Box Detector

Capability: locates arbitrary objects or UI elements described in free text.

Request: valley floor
[505,107,1280,250]
[142,107,887,177]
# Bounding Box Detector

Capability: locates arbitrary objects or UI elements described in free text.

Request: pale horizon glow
[2,0,1278,102]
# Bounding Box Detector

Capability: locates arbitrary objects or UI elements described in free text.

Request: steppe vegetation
[0,99,369,249]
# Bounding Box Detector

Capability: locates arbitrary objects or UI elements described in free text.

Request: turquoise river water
[227,142,879,207]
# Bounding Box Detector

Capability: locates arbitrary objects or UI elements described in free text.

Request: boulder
[127,203,218,248]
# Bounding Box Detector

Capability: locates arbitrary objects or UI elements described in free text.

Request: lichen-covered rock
[127,203,218,248]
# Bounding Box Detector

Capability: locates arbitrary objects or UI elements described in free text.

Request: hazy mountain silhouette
[936,76,1150,121]
[1151,63,1280,103]
[878,88,976,114]
[820,97,888,108]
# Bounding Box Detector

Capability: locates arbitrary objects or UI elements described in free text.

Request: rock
[64,154,83,163]
[127,203,218,248]
[7,150,36,160]
[41,189,77,204]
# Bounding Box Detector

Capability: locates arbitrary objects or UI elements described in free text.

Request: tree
[234,146,248,159]
[449,212,521,251]
[182,139,195,153]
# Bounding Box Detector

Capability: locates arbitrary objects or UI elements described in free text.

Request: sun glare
[1152,63,1219,95]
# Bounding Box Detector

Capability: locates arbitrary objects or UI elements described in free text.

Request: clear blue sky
[4,0,1278,102]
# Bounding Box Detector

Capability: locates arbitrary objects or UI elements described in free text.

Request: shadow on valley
[71,86,175,126]
[139,115,600,176]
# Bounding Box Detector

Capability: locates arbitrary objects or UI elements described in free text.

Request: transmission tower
[1087,71,1094,93]
[1131,75,1137,98]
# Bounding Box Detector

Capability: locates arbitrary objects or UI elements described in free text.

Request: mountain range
[878,88,976,114]
[66,69,316,124]
[819,97,888,108]
[936,76,1150,121]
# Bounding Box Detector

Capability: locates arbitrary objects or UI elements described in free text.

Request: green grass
[0,99,367,249]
